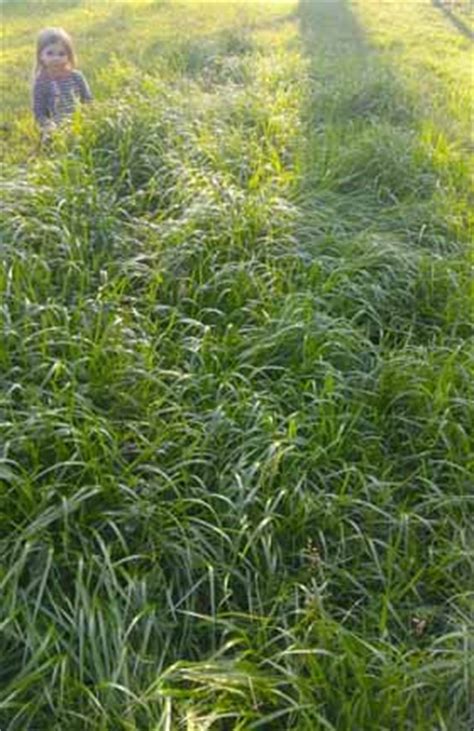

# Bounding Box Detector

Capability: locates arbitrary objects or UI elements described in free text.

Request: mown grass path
[1,1,473,729]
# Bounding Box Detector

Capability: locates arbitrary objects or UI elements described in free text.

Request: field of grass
[1,0,473,728]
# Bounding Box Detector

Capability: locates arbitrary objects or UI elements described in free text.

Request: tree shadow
[295,0,470,244]
[295,0,440,238]
[431,0,474,41]
[293,0,472,356]
[293,0,473,462]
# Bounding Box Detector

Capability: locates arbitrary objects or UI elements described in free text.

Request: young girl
[32,27,92,138]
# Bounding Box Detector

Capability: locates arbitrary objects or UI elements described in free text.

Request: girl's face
[39,41,70,74]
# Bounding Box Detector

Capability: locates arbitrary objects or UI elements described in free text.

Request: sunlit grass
[1,0,473,728]
[352,0,474,142]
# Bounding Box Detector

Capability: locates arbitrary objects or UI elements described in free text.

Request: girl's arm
[32,76,52,127]
[74,71,93,103]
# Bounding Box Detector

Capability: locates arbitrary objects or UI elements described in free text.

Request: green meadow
[0,0,473,728]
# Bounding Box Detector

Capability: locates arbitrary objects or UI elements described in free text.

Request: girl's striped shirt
[33,70,92,127]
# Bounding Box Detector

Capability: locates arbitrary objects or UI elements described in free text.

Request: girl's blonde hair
[35,27,76,76]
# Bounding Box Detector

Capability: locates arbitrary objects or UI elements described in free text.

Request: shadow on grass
[432,0,474,41]
[295,0,466,248]
[294,0,473,350]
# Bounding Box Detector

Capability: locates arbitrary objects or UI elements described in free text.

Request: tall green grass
[1,0,473,728]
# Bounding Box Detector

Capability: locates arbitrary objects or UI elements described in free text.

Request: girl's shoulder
[71,69,86,81]
[34,70,52,86]
[35,69,84,81]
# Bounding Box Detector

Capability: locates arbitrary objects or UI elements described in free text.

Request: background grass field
[1,0,473,728]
